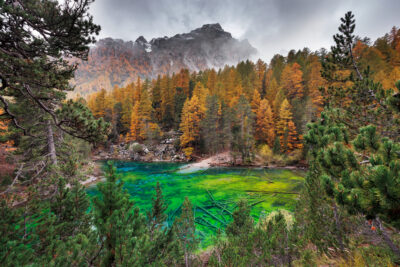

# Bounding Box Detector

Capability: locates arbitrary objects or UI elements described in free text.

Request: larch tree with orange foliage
[125,82,135,103]
[225,68,238,101]
[255,99,275,146]
[265,77,279,105]
[280,63,304,100]
[307,61,326,116]
[229,83,243,107]
[250,89,261,114]
[179,95,204,158]
[273,89,285,121]
[177,69,190,97]
[88,88,108,118]
[276,98,302,152]
[192,82,209,108]
[134,77,142,103]
[127,102,140,141]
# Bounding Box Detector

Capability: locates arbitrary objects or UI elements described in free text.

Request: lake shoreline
[86,152,307,186]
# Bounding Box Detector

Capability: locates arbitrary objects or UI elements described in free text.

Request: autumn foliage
[86,26,400,159]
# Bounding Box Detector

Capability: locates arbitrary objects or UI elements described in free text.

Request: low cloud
[89,0,400,61]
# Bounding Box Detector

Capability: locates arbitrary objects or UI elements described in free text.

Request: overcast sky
[88,0,400,61]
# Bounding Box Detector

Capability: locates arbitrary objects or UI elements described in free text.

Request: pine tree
[226,200,254,238]
[207,69,217,95]
[152,75,162,122]
[0,0,107,146]
[273,136,281,154]
[202,95,222,154]
[320,11,397,138]
[174,197,197,267]
[232,96,255,163]
[0,200,34,266]
[138,81,158,140]
[93,162,149,266]
[302,12,400,259]
[146,182,181,265]
[148,182,168,235]
[50,179,91,240]
[160,74,174,128]
[173,87,188,130]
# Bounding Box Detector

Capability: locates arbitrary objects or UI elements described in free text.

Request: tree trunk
[184,249,189,267]
[332,202,344,252]
[374,217,400,258]
[47,120,57,166]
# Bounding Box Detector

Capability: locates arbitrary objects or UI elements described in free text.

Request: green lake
[86,161,305,248]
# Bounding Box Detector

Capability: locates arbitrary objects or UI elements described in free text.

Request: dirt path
[177,152,232,173]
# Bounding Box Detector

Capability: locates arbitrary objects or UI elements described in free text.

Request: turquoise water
[86,161,304,247]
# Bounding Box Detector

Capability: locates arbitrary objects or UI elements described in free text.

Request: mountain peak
[135,36,147,44]
[74,24,256,95]
[190,23,231,38]
[200,23,223,31]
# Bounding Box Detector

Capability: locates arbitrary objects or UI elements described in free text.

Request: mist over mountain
[72,23,256,95]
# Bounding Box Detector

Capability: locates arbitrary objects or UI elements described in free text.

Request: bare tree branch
[0,163,24,195]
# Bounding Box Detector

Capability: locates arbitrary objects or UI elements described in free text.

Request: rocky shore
[92,132,187,162]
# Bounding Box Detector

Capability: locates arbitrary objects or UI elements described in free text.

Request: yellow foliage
[258,144,274,163]
[183,147,194,158]
[179,95,204,156]
[255,99,275,146]
[127,103,140,141]
[281,63,304,100]
[307,61,326,115]
[277,99,302,152]
[251,89,261,114]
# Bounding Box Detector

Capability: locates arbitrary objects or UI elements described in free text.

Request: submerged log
[197,206,227,226]
[245,190,299,195]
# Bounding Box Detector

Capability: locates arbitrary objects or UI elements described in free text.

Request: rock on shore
[92,132,187,162]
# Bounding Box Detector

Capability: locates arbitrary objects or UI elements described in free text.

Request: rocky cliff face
[71,23,256,96]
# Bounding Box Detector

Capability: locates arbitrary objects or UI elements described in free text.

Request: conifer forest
[1,0,400,266]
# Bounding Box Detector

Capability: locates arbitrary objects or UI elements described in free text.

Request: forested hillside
[86,26,400,163]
